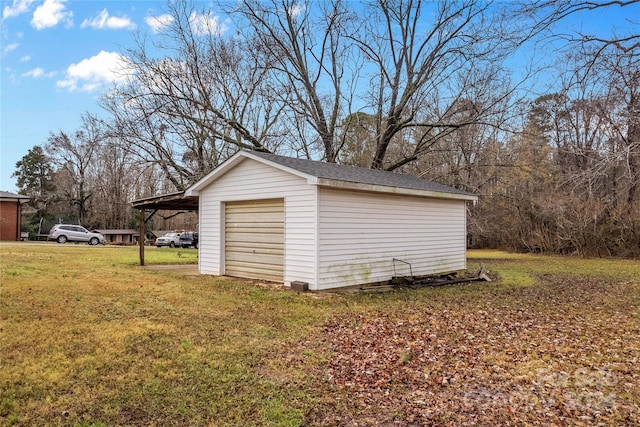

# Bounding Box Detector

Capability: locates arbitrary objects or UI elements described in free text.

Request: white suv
[155,232,181,248]
[48,224,105,245]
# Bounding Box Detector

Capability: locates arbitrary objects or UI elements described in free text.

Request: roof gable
[186,150,477,201]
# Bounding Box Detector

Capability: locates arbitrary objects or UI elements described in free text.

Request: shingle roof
[247,151,474,197]
[0,191,30,200]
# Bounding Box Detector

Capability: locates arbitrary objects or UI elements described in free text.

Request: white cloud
[22,67,55,78]
[145,13,174,33]
[81,8,136,30]
[20,54,31,62]
[189,11,227,36]
[23,67,44,77]
[2,0,36,19]
[288,4,304,19]
[31,0,73,30]
[5,68,17,84]
[2,43,19,55]
[56,50,128,92]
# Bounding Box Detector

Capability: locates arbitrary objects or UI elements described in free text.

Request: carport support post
[139,208,145,266]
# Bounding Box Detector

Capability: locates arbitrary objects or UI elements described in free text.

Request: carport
[130,191,199,265]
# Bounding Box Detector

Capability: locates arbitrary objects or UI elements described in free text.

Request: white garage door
[224,198,285,282]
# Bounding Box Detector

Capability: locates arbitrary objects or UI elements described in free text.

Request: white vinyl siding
[225,199,284,282]
[194,153,472,290]
[317,188,467,290]
[197,158,317,287]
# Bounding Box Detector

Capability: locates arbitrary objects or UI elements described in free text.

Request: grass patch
[468,249,640,287]
[1,243,639,425]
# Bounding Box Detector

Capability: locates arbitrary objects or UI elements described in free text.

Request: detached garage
[185,150,477,291]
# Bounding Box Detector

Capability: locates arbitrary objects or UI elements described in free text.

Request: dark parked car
[179,231,198,248]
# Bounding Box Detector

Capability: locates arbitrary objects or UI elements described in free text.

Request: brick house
[0,191,30,241]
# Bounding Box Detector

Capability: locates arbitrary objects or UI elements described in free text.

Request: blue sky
[1,0,639,193]
[1,0,185,191]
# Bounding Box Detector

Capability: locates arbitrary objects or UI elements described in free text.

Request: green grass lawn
[1,243,639,426]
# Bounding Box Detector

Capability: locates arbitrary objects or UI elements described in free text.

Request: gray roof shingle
[0,191,30,200]
[247,151,474,197]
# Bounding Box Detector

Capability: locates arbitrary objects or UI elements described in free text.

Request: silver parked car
[155,232,181,248]
[48,224,105,245]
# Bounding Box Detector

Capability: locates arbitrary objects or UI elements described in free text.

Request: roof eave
[130,191,199,210]
[130,190,184,206]
[0,196,30,203]
[316,178,478,201]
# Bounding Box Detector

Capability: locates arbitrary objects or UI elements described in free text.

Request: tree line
[13,0,640,255]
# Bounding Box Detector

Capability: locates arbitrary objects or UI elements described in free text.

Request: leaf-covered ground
[310,275,640,426]
[1,245,639,426]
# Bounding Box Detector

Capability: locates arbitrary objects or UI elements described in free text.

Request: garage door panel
[226,235,283,245]
[225,263,284,280]
[226,222,284,230]
[226,213,284,222]
[226,204,283,213]
[227,226,284,237]
[225,198,284,282]
[225,244,284,255]
[225,263,283,274]
[226,202,283,213]
[226,251,284,265]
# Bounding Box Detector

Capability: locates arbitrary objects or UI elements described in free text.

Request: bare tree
[103,0,286,190]
[91,130,143,229]
[224,0,359,162]
[224,0,529,170]
[597,49,640,206]
[519,0,640,48]
[351,0,524,170]
[46,114,104,226]
[337,112,378,166]
[471,40,640,257]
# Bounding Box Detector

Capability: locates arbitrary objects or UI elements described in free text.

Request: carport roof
[131,192,198,267]
[130,191,198,211]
